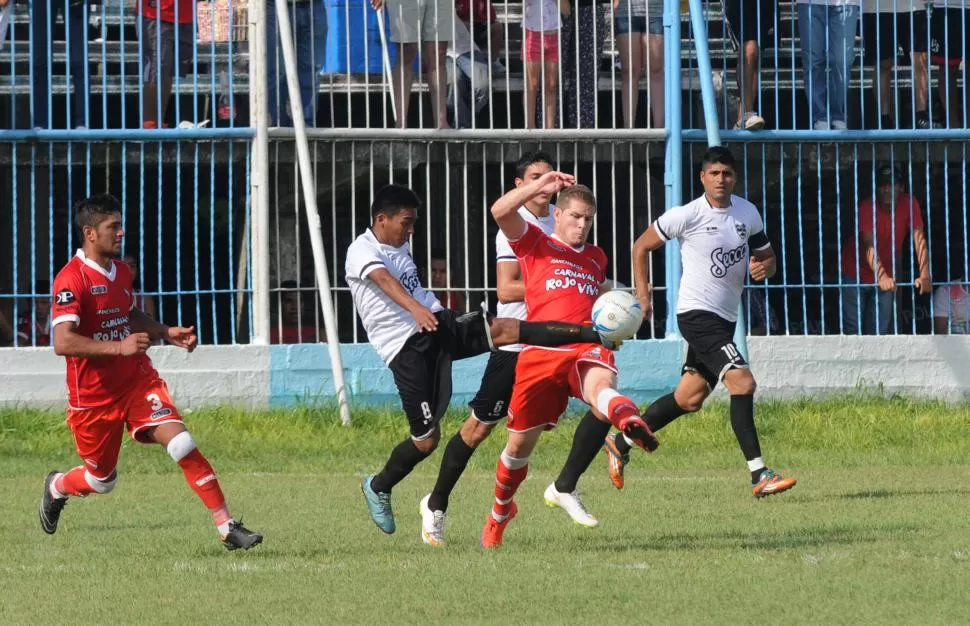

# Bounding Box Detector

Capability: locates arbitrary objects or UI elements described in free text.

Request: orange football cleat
[603,434,630,490]
[752,469,797,498]
[481,501,518,549]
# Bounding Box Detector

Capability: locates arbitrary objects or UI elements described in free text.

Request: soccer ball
[592,291,643,343]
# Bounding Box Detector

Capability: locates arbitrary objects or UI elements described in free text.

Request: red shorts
[66,374,183,479]
[522,30,559,63]
[507,344,617,433]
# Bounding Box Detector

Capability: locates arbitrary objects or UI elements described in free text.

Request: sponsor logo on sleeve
[55,289,75,305]
[90,285,108,295]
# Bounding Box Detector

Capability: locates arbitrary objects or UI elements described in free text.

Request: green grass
[2,397,970,624]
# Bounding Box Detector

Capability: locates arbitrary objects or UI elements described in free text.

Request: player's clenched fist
[636,288,653,321]
[749,257,769,281]
[536,171,576,197]
[166,325,198,352]
[119,332,151,356]
[409,304,439,332]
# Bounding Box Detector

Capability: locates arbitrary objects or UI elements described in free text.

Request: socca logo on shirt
[400,270,422,295]
[710,243,748,278]
[735,222,747,241]
[55,289,75,305]
[90,285,107,295]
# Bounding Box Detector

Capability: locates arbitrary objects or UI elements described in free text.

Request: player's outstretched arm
[632,225,665,319]
[491,170,575,240]
[53,322,151,358]
[368,267,439,332]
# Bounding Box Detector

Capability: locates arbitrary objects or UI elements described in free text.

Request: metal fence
[2,0,970,349]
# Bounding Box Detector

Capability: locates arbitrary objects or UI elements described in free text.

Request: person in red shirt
[16,280,52,347]
[271,280,318,344]
[136,0,195,128]
[39,193,262,551]
[480,172,658,548]
[840,164,932,335]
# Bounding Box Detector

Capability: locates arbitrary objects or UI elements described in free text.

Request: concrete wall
[4,336,970,409]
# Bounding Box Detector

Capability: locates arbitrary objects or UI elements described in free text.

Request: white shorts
[386,0,453,43]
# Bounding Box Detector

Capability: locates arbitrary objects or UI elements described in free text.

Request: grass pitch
[2,396,970,624]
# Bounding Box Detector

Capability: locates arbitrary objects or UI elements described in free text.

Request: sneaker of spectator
[796,0,860,130]
[723,0,771,131]
[523,0,563,129]
[136,0,195,128]
[374,0,453,129]
[614,0,664,129]
[861,1,930,130]
[267,0,328,128]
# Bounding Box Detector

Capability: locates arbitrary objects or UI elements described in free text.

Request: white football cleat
[419,494,446,546]
[543,483,599,529]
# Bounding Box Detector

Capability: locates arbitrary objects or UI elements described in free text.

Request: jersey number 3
[147,393,164,412]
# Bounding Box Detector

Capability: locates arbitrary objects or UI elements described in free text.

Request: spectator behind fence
[267,0,327,127]
[722,0,770,131]
[560,0,608,128]
[30,0,89,129]
[523,0,563,129]
[861,1,930,129]
[124,255,156,320]
[16,281,52,347]
[744,287,781,336]
[373,0,453,129]
[929,1,970,127]
[0,0,10,48]
[615,0,663,129]
[271,280,317,344]
[447,19,488,128]
[933,276,970,334]
[136,0,195,128]
[796,0,859,130]
[455,0,503,66]
[430,251,466,310]
[840,164,931,335]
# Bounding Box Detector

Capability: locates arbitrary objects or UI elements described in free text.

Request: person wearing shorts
[523,0,563,128]
[722,0,773,130]
[136,0,195,128]
[373,0,453,128]
[39,193,262,551]
[861,1,930,129]
[930,2,970,126]
[614,0,664,128]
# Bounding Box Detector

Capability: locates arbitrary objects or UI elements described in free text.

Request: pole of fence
[663,0,683,340]
[249,1,271,344]
[273,0,352,426]
[686,0,749,359]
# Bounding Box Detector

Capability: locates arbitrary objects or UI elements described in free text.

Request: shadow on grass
[838,488,970,500]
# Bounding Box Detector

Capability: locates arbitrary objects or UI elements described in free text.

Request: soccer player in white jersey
[419,152,610,545]
[604,147,797,498]
[346,184,619,536]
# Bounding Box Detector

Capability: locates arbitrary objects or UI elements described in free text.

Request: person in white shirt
[796,0,861,130]
[604,147,797,498]
[933,277,970,334]
[348,184,619,537]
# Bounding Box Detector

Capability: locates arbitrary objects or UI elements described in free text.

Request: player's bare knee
[84,469,118,494]
[413,430,440,455]
[461,417,494,448]
[675,390,706,413]
[724,369,756,396]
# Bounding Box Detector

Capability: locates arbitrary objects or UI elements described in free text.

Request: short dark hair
[876,163,904,187]
[515,150,554,180]
[430,248,448,261]
[371,184,421,220]
[34,280,50,296]
[558,184,597,211]
[700,147,736,171]
[74,193,121,232]
[280,279,299,290]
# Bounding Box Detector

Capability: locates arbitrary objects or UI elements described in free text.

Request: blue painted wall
[269,340,685,411]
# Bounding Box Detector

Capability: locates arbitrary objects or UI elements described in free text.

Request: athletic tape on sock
[595,388,623,418]
[500,449,529,470]
[747,457,766,472]
[166,431,198,462]
[84,470,117,494]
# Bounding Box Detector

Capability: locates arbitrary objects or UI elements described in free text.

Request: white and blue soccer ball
[592,290,643,343]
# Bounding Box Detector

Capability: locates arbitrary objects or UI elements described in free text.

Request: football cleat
[543,483,599,528]
[419,494,446,546]
[752,469,797,498]
[361,475,396,534]
[222,520,263,551]
[481,501,518,549]
[617,415,659,453]
[603,434,630,490]
[39,471,67,535]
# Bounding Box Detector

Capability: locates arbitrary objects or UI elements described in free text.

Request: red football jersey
[509,224,607,326]
[51,251,154,409]
[137,0,195,24]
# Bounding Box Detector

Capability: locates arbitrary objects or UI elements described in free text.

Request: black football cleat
[222,520,263,551]
[39,471,68,535]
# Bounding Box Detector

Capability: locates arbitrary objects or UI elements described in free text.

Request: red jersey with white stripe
[51,251,154,409]
[509,223,607,326]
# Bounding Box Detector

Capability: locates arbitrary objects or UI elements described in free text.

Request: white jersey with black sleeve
[345,228,444,364]
[494,205,555,351]
[654,194,771,322]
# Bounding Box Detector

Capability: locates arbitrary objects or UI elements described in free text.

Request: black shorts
[677,310,748,389]
[388,309,494,440]
[468,350,520,424]
[722,0,776,47]
[862,11,929,65]
[138,18,194,83]
[930,8,970,65]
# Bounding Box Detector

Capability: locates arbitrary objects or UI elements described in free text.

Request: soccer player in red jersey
[39,194,262,551]
[480,172,659,548]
